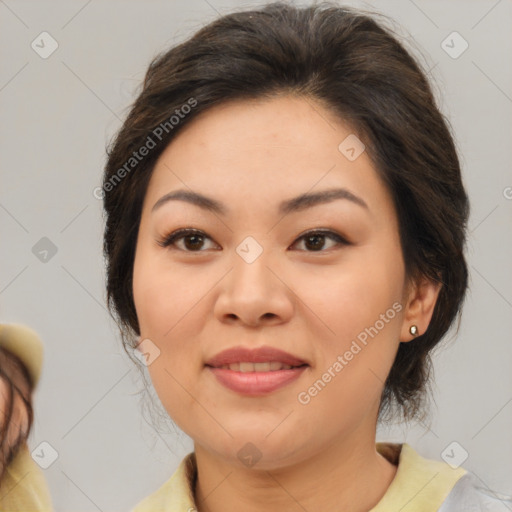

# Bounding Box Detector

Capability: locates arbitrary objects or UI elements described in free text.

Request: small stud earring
[409,325,418,336]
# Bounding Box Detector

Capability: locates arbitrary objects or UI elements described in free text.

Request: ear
[400,275,442,342]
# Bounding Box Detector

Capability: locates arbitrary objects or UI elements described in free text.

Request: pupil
[306,234,324,251]
[186,235,203,250]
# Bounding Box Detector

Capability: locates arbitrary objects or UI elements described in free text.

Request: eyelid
[294,228,350,244]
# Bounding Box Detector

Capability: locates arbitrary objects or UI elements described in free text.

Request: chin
[197,430,310,471]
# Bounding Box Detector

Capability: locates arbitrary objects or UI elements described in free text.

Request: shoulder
[439,471,512,511]
[0,443,54,511]
[373,442,466,511]
[375,442,512,512]
[131,452,197,512]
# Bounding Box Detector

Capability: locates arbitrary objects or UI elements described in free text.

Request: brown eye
[157,228,350,253]
[157,229,218,252]
[291,230,350,252]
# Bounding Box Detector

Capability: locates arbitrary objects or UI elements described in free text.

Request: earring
[409,325,418,336]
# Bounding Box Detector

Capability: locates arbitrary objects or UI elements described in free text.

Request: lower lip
[207,366,308,396]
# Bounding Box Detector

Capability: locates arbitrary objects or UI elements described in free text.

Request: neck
[193,429,397,512]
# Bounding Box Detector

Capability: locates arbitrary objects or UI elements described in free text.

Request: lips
[219,361,296,372]
[205,346,308,368]
[205,346,309,396]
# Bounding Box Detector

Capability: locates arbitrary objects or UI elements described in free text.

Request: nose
[213,246,294,328]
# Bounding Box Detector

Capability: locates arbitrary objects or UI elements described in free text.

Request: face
[132,95,418,470]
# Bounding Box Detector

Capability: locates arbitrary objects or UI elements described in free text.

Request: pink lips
[205,346,309,396]
[205,346,307,367]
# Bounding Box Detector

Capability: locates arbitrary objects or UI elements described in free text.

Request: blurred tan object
[0,323,53,511]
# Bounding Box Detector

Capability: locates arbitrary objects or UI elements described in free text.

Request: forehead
[143,95,392,220]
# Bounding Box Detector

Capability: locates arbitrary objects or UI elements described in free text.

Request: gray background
[1,0,511,510]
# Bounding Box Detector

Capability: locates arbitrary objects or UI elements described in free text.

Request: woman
[101,2,510,510]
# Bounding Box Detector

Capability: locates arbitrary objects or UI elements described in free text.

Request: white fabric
[438,472,512,511]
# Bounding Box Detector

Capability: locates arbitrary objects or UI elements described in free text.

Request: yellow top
[0,323,54,511]
[131,442,467,512]
[0,444,54,511]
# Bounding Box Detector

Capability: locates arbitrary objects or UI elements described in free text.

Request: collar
[132,443,467,511]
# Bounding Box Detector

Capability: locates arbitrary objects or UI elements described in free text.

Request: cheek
[133,254,202,427]
[293,252,403,343]
[291,249,403,408]
[132,242,211,390]
[133,242,202,339]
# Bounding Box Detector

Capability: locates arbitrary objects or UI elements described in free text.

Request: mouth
[205,345,309,368]
[205,346,309,395]
[211,361,308,372]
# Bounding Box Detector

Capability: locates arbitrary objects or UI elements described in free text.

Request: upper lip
[205,346,308,368]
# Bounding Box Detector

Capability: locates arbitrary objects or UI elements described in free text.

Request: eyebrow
[151,187,369,216]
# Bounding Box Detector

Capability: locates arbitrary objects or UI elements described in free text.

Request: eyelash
[156,228,351,253]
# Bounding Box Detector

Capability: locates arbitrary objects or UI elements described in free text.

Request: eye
[157,228,218,252]
[290,229,350,252]
[157,228,350,253]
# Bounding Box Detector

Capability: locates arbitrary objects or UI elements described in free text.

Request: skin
[132,95,441,512]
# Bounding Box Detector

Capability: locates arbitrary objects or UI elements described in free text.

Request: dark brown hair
[102,1,469,423]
